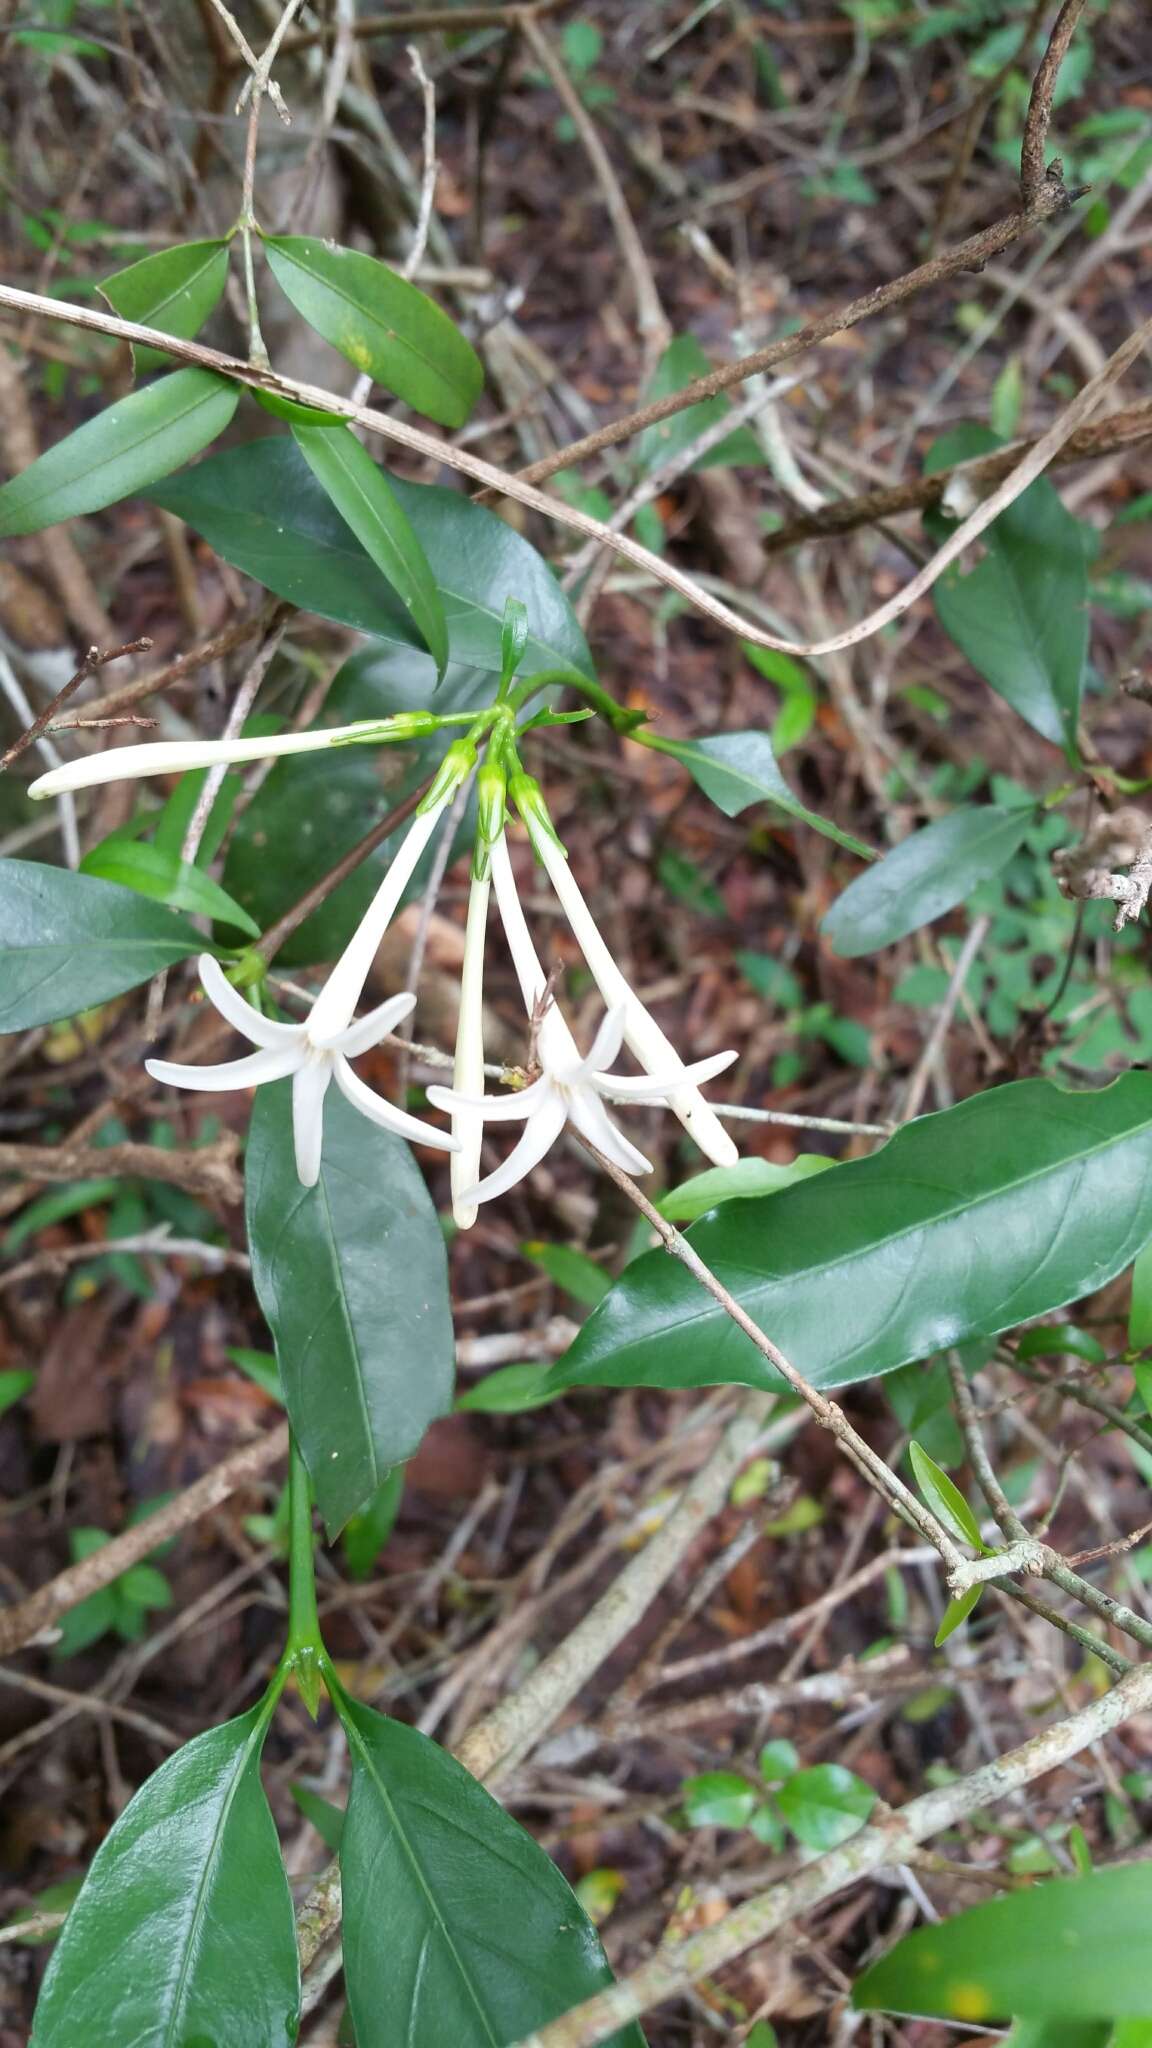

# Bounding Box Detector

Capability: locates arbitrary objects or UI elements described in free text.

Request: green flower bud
[419,737,477,813]
[509,771,566,859]
[472,760,508,879]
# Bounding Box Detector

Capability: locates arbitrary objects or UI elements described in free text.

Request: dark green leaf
[541,1076,1152,1398]
[637,336,764,474]
[245,1082,454,1536]
[31,1703,298,2047]
[342,1468,405,1581]
[1015,1323,1107,1364]
[0,859,202,1030]
[854,1865,1152,2022]
[822,805,1032,958]
[80,838,259,935]
[263,234,483,427]
[935,1584,983,1645]
[776,1764,874,1849]
[220,642,489,965]
[150,439,593,682]
[100,239,230,371]
[926,425,1089,754]
[0,369,239,536]
[908,1442,985,1550]
[682,1772,761,1829]
[643,730,874,859]
[292,423,448,676]
[337,1697,645,2047]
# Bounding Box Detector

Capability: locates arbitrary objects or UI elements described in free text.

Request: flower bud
[472,761,507,879]
[419,737,477,813]
[509,771,566,859]
[332,711,440,748]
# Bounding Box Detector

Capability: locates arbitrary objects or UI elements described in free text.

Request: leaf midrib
[164,1709,268,2044]
[344,1718,502,2048]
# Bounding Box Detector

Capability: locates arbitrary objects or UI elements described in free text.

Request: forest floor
[2,2,1152,2043]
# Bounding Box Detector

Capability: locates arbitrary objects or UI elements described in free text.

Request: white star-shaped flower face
[427,832,735,1208]
[428,1001,734,1206]
[146,955,456,1187]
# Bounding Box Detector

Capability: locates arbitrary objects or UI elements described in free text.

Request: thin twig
[1020,0,1090,207]
[73,606,278,723]
[902,915,990,1120]
[0,1424,289,1656]
[761,400,1152,557]
[4,277,1144,672]
[0,1226,251,1297]
[401,45,438,282]
[515,1660,1152,2048]
[252,776,433,964]
[0,1134,242,1205]
[0,637,151,772]
[520,13,670,370]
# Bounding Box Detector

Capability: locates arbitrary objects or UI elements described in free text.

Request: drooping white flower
[145,797,458,1186]
[513,782,739,1167]
[27,721,434,800]
[427,833,735,1207]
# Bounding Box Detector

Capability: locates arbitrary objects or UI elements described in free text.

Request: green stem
[284,1434,326,1716]
[505,667,645,733]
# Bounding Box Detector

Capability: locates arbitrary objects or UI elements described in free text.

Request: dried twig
[0,1424,289,1656]
[0,1134,243,1206]
[515,1660,1152,2048]
[0,637,151,772]
[3,278,1146,671]
[1020,0,1090,207]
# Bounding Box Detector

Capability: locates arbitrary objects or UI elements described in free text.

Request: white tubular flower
[27,723,415,801]
[427,834,735,1207]
[519,801,739,1167]
[449,868,492,1229]
[145,795,457,1187]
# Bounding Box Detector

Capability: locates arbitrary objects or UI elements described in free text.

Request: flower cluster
[30,707,738,1218]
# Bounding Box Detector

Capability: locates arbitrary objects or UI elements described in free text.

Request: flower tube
[27,718,439,801]
[511,777,738,1166]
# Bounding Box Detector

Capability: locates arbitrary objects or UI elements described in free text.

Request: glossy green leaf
[637,335,763,473]
[227,1347,284,1403]
[908,1442,985,1550]
[854,1865,1152,2021]
[521,1240,612,1306]
[1015,1323,1108,1365]
[682,1772,761,1829]
[0,859,202,1030]
[100,238,230,371]
[80,838,259,936]
[822,804,1032,958]
[657,1154,833,1224]
[263,234,483,427]
[292,423,448,676]
[934,1583,983,1646]
[31,1702,298,2047]
[246,1081,454,1536]
[221,643,489,965]
[0,369,238,537]
[1129,1238,1152,1350]
[337,1696,645,2047]
[643,730,873,859]
[151,438,592,682]
[777,1764,874,1849]
[541,1076,1152,1399]
[926,425,1089,755]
